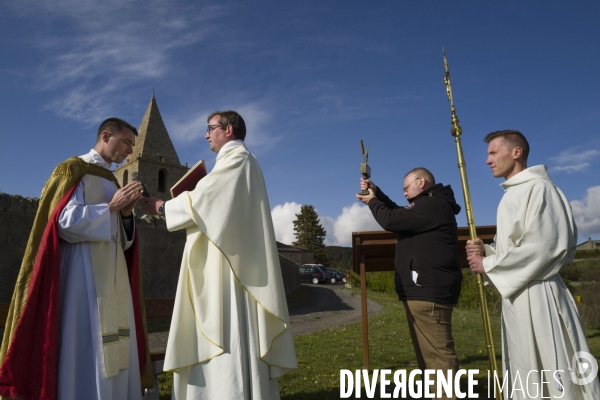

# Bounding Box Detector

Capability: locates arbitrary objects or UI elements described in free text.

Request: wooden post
[360,254,369,370]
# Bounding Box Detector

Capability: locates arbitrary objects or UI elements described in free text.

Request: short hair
[96,118,138,142]
[484,130,529,162]
[207,110,247,141]
[404,167,435,186]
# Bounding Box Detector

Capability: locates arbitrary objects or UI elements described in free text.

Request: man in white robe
[466,130,600,400]
[143,110,297,400]
[0,118,151,400]
[56,128,143,399]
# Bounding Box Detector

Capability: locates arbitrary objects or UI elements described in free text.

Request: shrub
[559,265,581,281]
[577,284,600,329]
[348,271,396,295]
[349,271,363,288]
[562,278,576,294]
[574,249,600,260]
[574,264,600,329]
[368,271,395,293]
[575,258,600,281]
[457,270,502,313]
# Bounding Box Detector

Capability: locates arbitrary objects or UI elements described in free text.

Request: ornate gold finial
[443,49,462,137]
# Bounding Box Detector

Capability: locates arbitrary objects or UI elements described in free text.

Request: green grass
[278,289,503,399]
[155,287,600,399]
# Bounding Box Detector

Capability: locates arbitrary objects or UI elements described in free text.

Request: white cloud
[271,202,382,247]
[271,202,302,245]
[327,203,381,246]
[170,113,210,144]
[550,149,599,165]
[571,186,600,236]
[8,0,221,125]
[320,216,336,245]
[168,102,284,151]
[549,146,599,174]
[235,103,283,151]
[551,163,590,174]
[44,85,114,123]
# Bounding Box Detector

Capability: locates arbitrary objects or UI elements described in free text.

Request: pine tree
[292,205,330,266]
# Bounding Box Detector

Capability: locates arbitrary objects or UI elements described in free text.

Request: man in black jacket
[357,167,462,395]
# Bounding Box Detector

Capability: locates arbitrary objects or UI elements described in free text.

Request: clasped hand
[356,178,377,205]
[466,238,486,274]
[108,181,143,216]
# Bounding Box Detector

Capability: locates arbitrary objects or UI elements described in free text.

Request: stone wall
[0,193,39,303]
[278,255,301,295]
[0,193,300,303]
[277,249,314,266]
[135,215,185,298]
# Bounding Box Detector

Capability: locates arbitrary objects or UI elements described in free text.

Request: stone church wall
[1,193,300,303]
[0,193,39,303]
[135,215,186,298]
[0,193,184,301]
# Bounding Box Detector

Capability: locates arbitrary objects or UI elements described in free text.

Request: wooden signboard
[351,225,496,370]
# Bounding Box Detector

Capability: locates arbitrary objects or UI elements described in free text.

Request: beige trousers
[403,300,459,400]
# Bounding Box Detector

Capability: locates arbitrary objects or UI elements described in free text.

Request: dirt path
[287,283,382,336]
[147,284,382,352]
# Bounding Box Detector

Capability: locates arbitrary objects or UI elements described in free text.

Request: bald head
[402,167,435,199]
[404,167,435,188]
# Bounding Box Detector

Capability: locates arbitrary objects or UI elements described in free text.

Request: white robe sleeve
[482,182,572,298]
[478,243,496,287]
[164,195,198,232]
[58,180,112,243]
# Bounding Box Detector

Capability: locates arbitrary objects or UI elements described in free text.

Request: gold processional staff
[443,49,502,400]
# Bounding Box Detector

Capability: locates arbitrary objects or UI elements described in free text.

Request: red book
[170,160,207,198]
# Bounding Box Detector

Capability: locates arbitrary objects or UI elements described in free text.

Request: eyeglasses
[403,177,421,192]
[206,124,224,133]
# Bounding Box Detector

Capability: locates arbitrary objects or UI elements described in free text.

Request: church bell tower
[114,94,189,203]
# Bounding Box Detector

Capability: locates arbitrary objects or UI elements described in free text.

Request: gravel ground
[148,283,382,353]
[287,283,382,336]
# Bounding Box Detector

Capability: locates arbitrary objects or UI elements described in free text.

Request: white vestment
[483,165,600,399]
[56,149,141,400]
[164,142,297,400]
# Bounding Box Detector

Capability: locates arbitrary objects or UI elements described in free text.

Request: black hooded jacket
[368,183,462,304]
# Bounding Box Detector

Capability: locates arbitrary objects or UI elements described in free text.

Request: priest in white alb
[0,118,152,400]
[143,110,297,400]
[466,130,600,400]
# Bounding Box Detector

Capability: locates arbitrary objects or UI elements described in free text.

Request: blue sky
[1,1,599,246]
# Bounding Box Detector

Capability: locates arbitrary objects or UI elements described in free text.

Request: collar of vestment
[216,139,244,160]
[501,165,550,191]
[83,148,112,169]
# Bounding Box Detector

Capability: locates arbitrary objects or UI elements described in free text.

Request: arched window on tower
[158,169,167,193]
[123,170,128,186]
